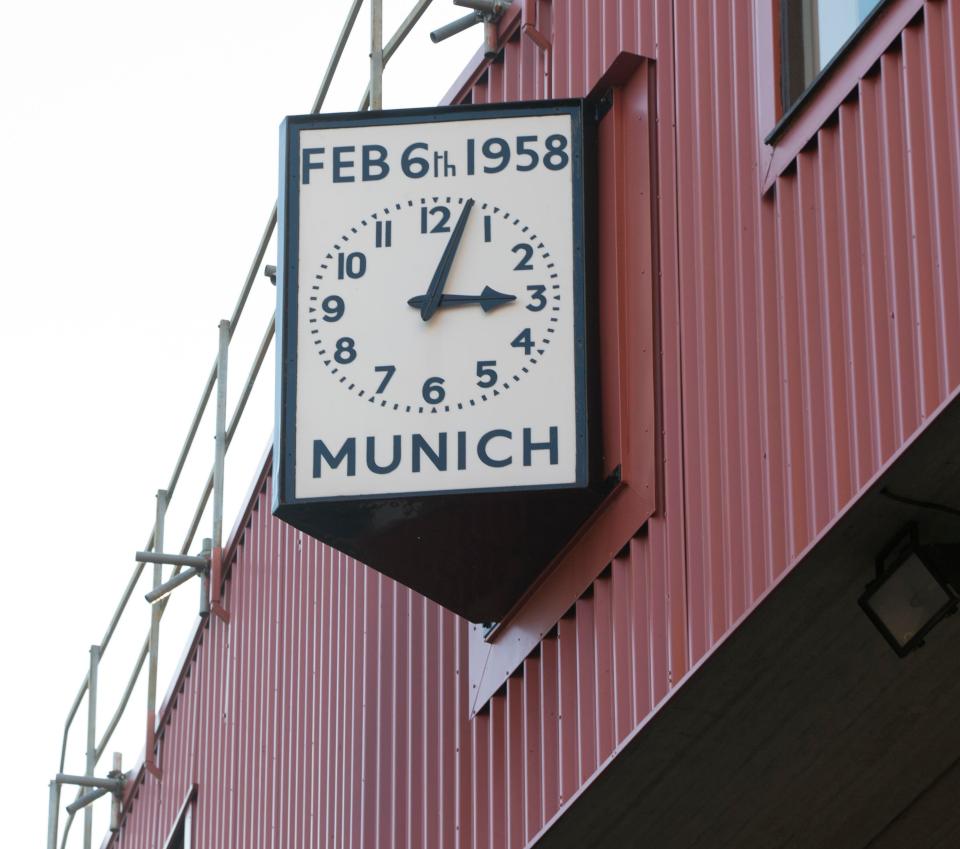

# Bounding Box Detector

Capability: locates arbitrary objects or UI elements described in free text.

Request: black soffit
[535,392,960,849]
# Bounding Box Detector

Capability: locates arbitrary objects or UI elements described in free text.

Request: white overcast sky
[0,1,477,844]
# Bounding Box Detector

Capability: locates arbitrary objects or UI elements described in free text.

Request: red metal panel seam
[556,612,577,806]
[377,576,395,849]
[339,554,350,849]
[489,692,506,849]
[901,19,943,420]
[945,0,960,367]
[327,548,336,849]
[795,151,831,537]
[505,675,524,849]
[408,593,424,849]
[741,1,772,608]
[814,124,855,515]
[670,0,706,663]
[921,0,960,392]
[728,1,759,622]
[238,501,255,847]
[879,48,922,443]
[701,0,728,643]
[455,618,473,849]
[773,174,808,562]
[585,0,602,95]
[257,493,270,849]
[342,555,356,849]
[609,552,633,742]
[573,594,597,784]
[281,523,296,849]
[303,536,317,849]
[233,501,249,848]
[655,0,690,686]
[859,70,899,466]
[293,534,306,849]
[316,540,329,848]
[538,0,553,100]
[441,611,458,849]
[538,633,559,825]
[711,0,744,633]
[836,103,873,492]
[424,600,440,848]
[591,574,615,763]
[554,0,569,98]
[471,703,489,849]
[522,651,543,842]
[393,587,409,849]
[602,0,617,68]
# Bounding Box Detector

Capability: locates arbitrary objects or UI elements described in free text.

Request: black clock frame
[274,99,608,622]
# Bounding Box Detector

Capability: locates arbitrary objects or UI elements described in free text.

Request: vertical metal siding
[107,2,960,848]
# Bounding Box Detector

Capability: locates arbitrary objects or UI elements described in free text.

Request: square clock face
[276,101,589,503]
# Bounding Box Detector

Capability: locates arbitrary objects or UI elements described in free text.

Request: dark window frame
[770,0,891,143]
[160,785,197,849]
[756,0,922,192]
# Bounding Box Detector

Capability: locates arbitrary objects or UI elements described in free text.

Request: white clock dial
[306,195,561,413]
[282,106,585,500]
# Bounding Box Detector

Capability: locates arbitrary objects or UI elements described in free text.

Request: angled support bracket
[521,0,551,50]
[209,546,230,623]
[58,753,126,831]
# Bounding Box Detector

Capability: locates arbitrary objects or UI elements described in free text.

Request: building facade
[108,1,960,847]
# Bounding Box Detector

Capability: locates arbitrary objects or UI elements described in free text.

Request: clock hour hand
[407,286,517,314]
[418,197,475,321]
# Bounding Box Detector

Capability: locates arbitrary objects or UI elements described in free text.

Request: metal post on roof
[210,320,229,620]
[145,490,166,779]
[47,780,60,849]
[213,320,229,551]
[198,537,212,616]
[358,0,434,111]
[83,644,99,849]
[109,753,123,832]
[370,0,384,110]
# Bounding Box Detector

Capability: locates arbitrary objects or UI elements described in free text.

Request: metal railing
[43,3,517,847]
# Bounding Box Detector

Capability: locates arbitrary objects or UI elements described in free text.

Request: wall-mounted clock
[275,101,608,621]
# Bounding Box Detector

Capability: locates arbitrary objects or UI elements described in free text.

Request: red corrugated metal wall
[109,1,960,847]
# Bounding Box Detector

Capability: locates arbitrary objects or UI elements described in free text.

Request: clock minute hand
[418,197,475,321]
[407,286,517,314]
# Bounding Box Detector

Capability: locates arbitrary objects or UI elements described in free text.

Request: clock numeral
[476,360,498,388]
[512,243,535,271]
[544,134,570,170]
[421,205,451,234]
[334,337,357,364]
[483,215,492,243]
[516,135,539,171]
[511,328,534,356]
[321,295,345,322]
[482,137,510,173]
[422,376,446,405]
[525,285,547,312]
[337,251,367,280]
[374,364,396,393]
[375,220,392,248]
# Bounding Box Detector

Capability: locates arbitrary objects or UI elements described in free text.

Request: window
[161,787,195,849]
[781,0,884,110]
